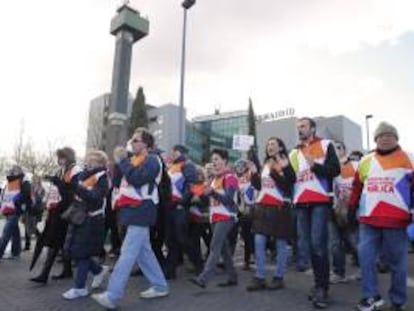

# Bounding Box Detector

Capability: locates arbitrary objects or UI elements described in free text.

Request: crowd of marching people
[0,118,413,310]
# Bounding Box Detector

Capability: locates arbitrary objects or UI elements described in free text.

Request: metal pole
[365,115,372,152]
[178,8,188,144]
[366,117,370,152]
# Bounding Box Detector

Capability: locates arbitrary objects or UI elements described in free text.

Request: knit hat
[374,121,399,141]
[7,165,23,177]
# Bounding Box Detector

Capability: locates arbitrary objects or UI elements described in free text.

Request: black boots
[51,257,73,280]
[30,248,58,284]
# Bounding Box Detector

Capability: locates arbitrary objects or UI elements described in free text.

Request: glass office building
[185,123,207,164]
[191,110,249,163]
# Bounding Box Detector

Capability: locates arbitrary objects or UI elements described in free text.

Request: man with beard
[349,122,414,311]
[290,117,340,309]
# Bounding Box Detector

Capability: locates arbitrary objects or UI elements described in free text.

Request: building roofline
[192,110,248,122]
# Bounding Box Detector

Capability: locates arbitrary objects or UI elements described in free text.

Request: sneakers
[266,277,284,290]
[3,254,20,260]
[91,265,109,289]
[62,288,88,300]
[329,273,348,284]
[312,288,329,309]
[139,287,169,299]
[356,296,385,311]
[91,292,117,309]
[246,277,266,291]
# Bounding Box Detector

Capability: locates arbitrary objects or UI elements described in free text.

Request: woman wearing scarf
[62,150,109,299]
[190,148,239,288]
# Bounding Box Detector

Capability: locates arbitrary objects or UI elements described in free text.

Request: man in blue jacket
[92,128,169,309]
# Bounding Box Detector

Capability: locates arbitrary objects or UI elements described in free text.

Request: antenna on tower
[214,104,221,115]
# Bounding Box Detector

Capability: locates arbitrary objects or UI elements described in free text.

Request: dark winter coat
[43,165,80,248]
[251,163,296,239]
[64,167,108,259]
[171,155,198,208]
[117,154,161,227]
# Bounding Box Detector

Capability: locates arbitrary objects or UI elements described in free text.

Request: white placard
[232,135,254,151]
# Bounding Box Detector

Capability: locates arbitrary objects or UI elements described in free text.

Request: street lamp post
[178,0,196,144]
[365,114,373,152]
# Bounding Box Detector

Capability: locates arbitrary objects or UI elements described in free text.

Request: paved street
[0,222,413,311]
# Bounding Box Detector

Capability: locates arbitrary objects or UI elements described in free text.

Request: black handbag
[61,201,87,225]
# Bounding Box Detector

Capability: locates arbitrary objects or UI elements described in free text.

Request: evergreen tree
[247,97,259,166]
[247,97,257,142]
[128,86,149,136]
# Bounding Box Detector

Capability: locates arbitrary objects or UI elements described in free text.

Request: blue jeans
[295,208,310,270]
[358,224,408,306]
[329,221,346,276]
[0,215,21,258]
[254,234,288,279]
[107,225,168,303]
[74,258,102,289]
[296,204,330,290]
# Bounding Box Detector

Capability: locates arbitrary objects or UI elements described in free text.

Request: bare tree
[12,134,59,177]
[13,120,25,166]
[0,156,10,178]
[86,101,106,151]
[37,141,60,176]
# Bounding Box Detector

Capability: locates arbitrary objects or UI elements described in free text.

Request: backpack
[156,155,172,210]
[152,155,171,230]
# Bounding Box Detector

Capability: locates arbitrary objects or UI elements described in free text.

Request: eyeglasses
[131,138,142,143]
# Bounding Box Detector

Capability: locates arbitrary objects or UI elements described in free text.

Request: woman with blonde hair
[62,150,110,300]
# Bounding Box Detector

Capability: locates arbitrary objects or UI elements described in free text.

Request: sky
[0,0,413,158]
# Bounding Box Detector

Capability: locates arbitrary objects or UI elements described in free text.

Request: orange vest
[290,139,333,204]
[209,175,238,223]
[113,154,162,209]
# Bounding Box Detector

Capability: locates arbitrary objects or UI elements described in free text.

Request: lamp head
[182,0,196,9]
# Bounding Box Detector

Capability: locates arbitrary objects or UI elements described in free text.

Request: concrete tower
[106,2,149,158]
